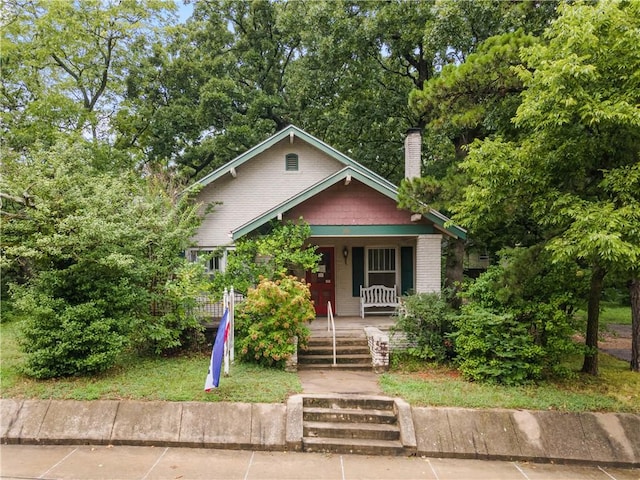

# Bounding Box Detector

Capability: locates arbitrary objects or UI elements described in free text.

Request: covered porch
[304,235,442,318]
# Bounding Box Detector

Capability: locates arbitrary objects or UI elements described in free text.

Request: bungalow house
[185,125,466,317]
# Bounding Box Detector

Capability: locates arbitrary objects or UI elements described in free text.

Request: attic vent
[285,153,299,171]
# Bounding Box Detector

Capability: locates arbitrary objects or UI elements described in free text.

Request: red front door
[306,247,335,316]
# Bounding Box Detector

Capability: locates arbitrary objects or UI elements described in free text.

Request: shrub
[2,142,203,377]
[212,220,320,295]
[235,275,315,368]
[458,246,584,381]
[16,291,128,378]
[453,306,545,384]
[131,259,210,355]
[391,292,455,362]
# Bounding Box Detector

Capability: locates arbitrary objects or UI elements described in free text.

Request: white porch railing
[327,301,337,366]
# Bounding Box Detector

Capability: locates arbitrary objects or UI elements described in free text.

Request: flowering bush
[235,275,315,368]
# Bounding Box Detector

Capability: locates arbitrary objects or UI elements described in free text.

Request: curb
[1,398,638,468]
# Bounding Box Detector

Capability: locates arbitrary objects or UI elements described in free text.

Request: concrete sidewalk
[2,397,639,468]
[2,444,638,480]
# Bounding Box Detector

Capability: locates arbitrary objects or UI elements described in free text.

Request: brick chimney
[404,128,422,179]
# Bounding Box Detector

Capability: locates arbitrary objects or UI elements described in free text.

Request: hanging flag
[204,308,230,391]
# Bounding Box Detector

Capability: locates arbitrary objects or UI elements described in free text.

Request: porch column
[415,234,442,294]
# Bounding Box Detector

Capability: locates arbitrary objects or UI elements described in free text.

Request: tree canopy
[1,0,176,150]
[452,0,640,374]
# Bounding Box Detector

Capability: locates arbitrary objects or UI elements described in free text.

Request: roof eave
[181,124,396,194]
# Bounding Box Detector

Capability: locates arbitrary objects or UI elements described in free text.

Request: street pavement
[1,444,638,480]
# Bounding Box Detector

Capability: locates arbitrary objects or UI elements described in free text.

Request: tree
[400,3,558,300]
[122,1,556,184]
[454,1,640,375]
[1,0,175,149]
[117,0,304,180]
[1,139,203,377]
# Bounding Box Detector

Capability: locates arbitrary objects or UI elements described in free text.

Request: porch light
[343,246,349,264]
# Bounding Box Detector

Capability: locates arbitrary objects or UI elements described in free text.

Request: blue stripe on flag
[204,308,229,391]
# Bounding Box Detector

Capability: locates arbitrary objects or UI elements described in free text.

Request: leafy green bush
[392,292,455,362]
[453,306,545,384]
[2,141,203,377]
[131,260,210,355]
[15,291,128,378]
[212,220,320,295]
[454,246,584,383]
[235,275,315,368]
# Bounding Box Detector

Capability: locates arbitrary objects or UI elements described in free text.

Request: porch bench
[360,284,399,318]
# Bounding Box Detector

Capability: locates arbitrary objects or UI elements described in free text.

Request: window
[367,247,396,287]
[188,249,224,275]
[285,153,299,171]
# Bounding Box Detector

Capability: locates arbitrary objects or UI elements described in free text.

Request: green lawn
[0,320,302,403]
[380,353,639,413]
[599,302,632,326]
[2,318,638,412]
[575,301,632,328]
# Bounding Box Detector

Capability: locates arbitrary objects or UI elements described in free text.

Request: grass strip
[1,320,301,403]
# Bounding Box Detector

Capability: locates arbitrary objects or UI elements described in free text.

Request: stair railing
[327,301,337,366]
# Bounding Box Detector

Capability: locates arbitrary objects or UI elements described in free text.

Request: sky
[176,1,194,22]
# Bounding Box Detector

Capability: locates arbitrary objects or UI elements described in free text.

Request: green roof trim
[309,225,435,236]
[231,167,390,240]
[185,125,396,192]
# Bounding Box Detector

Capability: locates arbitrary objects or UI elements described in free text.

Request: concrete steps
[302,436,405,456]
[298,337,372,371]
[303,420,400,440]
[301,396,411,456]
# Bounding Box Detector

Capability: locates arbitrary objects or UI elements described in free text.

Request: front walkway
[297,369,384,394]
[299,315,395,395]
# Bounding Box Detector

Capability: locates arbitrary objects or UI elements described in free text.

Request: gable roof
[231,166,467,241]
[188,125,395,192]
[187,124,466,240]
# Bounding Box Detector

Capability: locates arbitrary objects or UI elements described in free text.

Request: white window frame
[187,248,227,275]
[365,246,397,288]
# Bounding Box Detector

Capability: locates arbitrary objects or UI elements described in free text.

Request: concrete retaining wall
[1,399,286,451]
[1,398,638,468]
[412,406,640,467]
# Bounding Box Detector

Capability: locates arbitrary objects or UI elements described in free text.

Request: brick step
[302,406,396,424]
[302,436,405,456]
[304,420,400,441]
[298,354,372,365]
